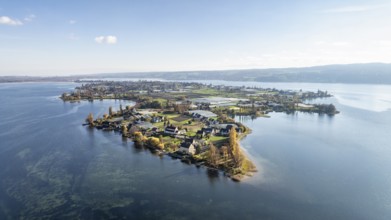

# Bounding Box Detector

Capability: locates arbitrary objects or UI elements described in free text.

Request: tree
[134,132,145,147]
[151,100,162,108]
[156,143,165,150]
[315,104,337,115]
[159,135,163,144]
[109,106,113,117]
[220,146,229,161]
[165,142,178,151]
[86,113,94,126]
[129,125,139,135]
[166,99,171,108]
[148,137,161,148]
[122,125,128,137]
[229,127,240,164]
[326,104,337,115]
[120,104,124,115]
[208,143,219,167]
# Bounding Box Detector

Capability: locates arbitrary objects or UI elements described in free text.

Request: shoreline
[82,102,258,182]
[62,80,338,182]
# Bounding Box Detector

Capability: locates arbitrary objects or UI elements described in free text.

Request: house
[189,104,198,109]
[178,142,196,155]
[192,113,201,119]
[202,127,216,135]
[224,124,241,134]
[196,130,206,138]
[226,124,234,130]
[219,128,230,136]
[164,126,179,135]
[141,115,151,121]
[208,118,218,125]
[184,138,196,145]
[137,122,153,130]
[151,116,162,123]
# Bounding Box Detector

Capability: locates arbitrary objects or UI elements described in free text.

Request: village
[84,104,255,181]
[63,80,338,115]
[62,80,338,181]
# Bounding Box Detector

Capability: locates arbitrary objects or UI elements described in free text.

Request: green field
[209,136,228,147]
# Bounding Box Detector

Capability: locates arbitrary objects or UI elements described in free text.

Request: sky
[0,0,391,76]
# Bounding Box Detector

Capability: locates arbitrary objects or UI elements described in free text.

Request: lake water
[0,82,390,219]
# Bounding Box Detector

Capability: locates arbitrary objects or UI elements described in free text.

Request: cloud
[322,4,387,13]
[24,14,36,22]
[95,36,105,43]
[0,16,23,26]
[106,36,117,44]
[69,20,76,24]
[95,35,117,44]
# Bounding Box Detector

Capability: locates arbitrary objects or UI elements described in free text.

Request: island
[61,80,338,181]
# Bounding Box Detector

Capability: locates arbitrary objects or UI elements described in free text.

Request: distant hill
[96,63,391,84]
[2,63,391,84]
[0,76,77,83]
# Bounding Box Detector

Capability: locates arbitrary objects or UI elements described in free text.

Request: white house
[179,142,196,155]
[164,126,179,135]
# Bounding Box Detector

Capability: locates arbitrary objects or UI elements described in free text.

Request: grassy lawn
[162,136,182,145]
[152,115,192,128]
[168,120,189,128]
[182,121,203,132]
[172,115,191,122]
[185,131,196,136]
[151,98,168,106]
[162,113,180,119]
[209,116,218,120]
[193,152,208,160]
[209,136,228,147]
[209,136,228,142]
[192,88,221,96]
[223,92,244,98]
[152,122,165,129]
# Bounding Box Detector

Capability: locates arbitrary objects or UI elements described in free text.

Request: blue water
[0,82,390,219]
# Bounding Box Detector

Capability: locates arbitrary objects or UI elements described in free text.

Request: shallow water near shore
[1,82,391,219]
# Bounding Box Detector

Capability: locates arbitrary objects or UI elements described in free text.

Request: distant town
[61,80,338,181]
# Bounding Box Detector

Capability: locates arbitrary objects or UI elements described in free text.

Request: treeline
[314,104,338,115]
[94,63,391,84]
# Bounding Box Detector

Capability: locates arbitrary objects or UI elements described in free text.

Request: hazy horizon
[0,61,390,77]
[1,0,391,76]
